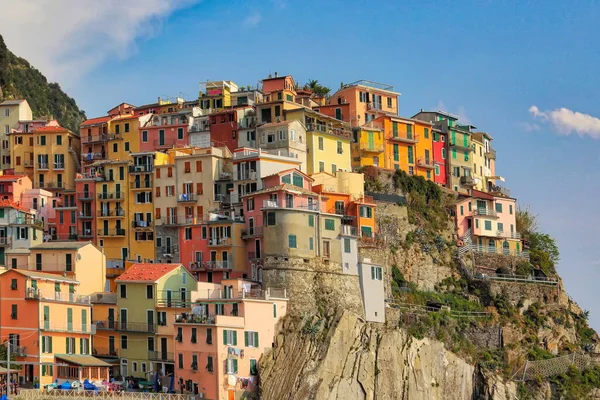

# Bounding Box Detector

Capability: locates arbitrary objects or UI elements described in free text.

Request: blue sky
[3,0,600,330]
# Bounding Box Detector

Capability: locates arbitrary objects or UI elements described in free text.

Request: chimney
[274,72,278,78]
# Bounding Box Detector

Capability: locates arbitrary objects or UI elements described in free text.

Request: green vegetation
[549,365,600,400]
[516,204,560,276]
[0,34,86,132]
[304,79,331,97]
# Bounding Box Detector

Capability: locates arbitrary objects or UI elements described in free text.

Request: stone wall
[155,225,179,263]
[473,252,524,271]
[262,255,364,316]
[488,280,561,306]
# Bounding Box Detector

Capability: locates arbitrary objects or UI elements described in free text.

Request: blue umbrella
[153,372,159,392]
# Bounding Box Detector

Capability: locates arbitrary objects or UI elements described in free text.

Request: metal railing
[129,165,153,173]
[132,220,153,228]
[148,350,174,362]
[154,138,178,148]
[463,244,529,259]
[340,225,358,236]
[417,158,434,168]
[90,292,117,303]
[460,176,475,186]
[489,184,511,197]
[178,193,196,202]
[241,226,263,238]
[389,131,419,144]
[130,181,152,189]
[193,287,287,301]
[98,192,124,200]
[18,389,196,400]
[93,320,118,330]
[262,199,319,211]
[118,321,156,333]
[11,217,44,227]
[92,347,119,357]
[189,261,231,271]
[97,209,125,217]
[97,229,126,237]
[41,322,97,334]
[305,123,351,138]
[207,237,232,247]
[81,134,116,144]
[26,288,91,304]
[473,208,497,217]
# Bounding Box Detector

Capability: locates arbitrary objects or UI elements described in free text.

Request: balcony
[26,288,91,304]
[37,163,49,170]
[159,245,179,255]
[417,158,434,169]
[130,181,152,190]
[156,292,190,308]
[460,176,475,186]
[192,287,287,301]
[305,123,352,139]
[189,261,231,271]
[77,192,94,201]
[153,138,177,148]
[98,192,124,201]
[93,347,118,358]
[24,160,34,168]
[0,237,11,246]
[117,322,156,333]
[247,252,261,260]
[10,346,27,357]
[207,237,232,247]
[359,145,384,154]
[105,267,124,278]
[469,244,529,259]
[90,293,117,304]
[486,147,497,159]
[450,142,474,152]
[11,217,44,228]
[97,209,125,217]
[40,322,96,334]
[53,163,65,170]
[78,212,94,219]
[340,224,358,237]
[473,208,497,217]
[97,229,126,237]
[81,134,115,144]
[50,233,79,241]
[132,220,153,229]
[82,152,106,163]
[366,102,383,111]
[262,199,319,211]
[241,226,263,239]
[389,132,418,144]
[489,184,510,197]
[39,181,69,190]
[177,193,196,203]
[93,320,118,330]
[148,351,174,362]
[128,165,153,173]
[78,230,94,239]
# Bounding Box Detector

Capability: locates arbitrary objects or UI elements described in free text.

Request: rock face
[260,311,518,400]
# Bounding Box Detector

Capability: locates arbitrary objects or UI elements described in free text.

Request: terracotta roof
[116,263,181,283]
[470,189,495,200]
[9,269,79,283]
[34,125,70,133]
[242,183,317,198]
[81,116,111,126]
[262,168,314,181]
[31,242,92,251]
[0,199,29,212]
[0,174,26,181]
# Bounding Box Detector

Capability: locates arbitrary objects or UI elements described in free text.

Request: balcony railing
[77,191,94,201]
[78,230,94,239]
[38,181,69,190]
[177,193,196,202]
[117,322,156,333]
[192,287,287,301]
[473,208,497,217]
[130,181,152,190]
[156,294,190,308]
[93,347,118,358]
[489,184,511,197]
[468,244,529,259]
[98,192,124,200]
[26,288,91,304]
[148,351,174,362]
[40,322,97,334]
[207,237,232,247]
[81,134,116,144]
[93,320,118,330]
[450,142,474,152]
[11,217,44,228]
[189,261,231,271]
[97,229,126,237]
[389,132,418,144]
[153,138,177,148]
[417,158,434,169]
[90,292,117,304]
[0,237,11,246]
[82,152,106,162]
[486,147,497,159]
[97,209,125,217]
[359,144,385,154]
[460,176,475,186]
[37,163,49,170]
[49,233,79,241]
[340,224,358,237]
[262,200,319,211]
[10,346,27,356]
[129,165,153,173]
[79,212,94,219]
[159,245,179,255]
[304,123,351,139]
[241,226,263,238]
[132,220,153,228]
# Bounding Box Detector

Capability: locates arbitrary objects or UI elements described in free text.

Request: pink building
[139,109,190,152]
[173,279,287,400]
[0,173,32,203]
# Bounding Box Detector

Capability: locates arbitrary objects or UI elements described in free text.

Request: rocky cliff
[259,170,600,400]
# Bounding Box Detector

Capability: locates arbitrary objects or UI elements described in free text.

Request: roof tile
[116,263,181,282]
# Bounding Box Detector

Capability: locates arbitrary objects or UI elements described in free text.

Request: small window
[244,331,259,347]
[120,284,127,298]
[344,238,351,253]
[10,279,17,290]
[288,234,297,248]
[142,131,148,142]
[318,137,324,150]
[308,215,314,227]
[484,220,492,230]
[495,203,503,213]
[146,285,153,299]
[371,266,382,281]
[11,304,17,319]
[324,219,335,230]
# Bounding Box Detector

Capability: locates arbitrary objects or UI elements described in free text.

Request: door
[165,237,172,253]
[116,183,121,198]
[476,200,486,213]
[159,130,165,146]
[103,220,109,235]
[367,131,374,150]
[166,291,172,308]
[160,337,168,361]
[425,149,430,164]
[120,309,127,330]
[147,310,154,332]
[222,252,228,269]
[108,308,115,329]
[255,239,261,259]
[249,218,254,235]
[43,306,50,329]
[180,288,187,307]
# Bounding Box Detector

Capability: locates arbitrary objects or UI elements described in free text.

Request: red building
[0,173,32,203]
[209,109,239,152]
[139,109,190,152]
[432,127,448,186]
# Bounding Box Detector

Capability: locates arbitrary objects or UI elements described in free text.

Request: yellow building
[350,125,385,169]
[0,99,33,169]
[30,125,81,192]
[199,81,238,111]
[90,292,119,370]
[285,108,352,175]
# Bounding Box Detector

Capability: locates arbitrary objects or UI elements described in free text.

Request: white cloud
[520,121,540,132]
[243,12,262,27]
[0,0,198,87]
[529,105,600,139]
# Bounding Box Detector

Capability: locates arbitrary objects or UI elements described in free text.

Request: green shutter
[393,144,399,161]
[49,366,53,376]
[308,215,314,227]
[66,338,69,353]
[451,131,456,144]
[367,132,374,149]
[82,309,87,332]
[309,237,313,250]
[0,209,4,218]
[392,122,398,137]
[42,337,46,353]
[254,332,259,347]
[42,365,46,376]
[273,304,277,318]
[233,359,238,373]
[244,331,249,347]
[281,174,291,184]
[223,330,227,345]
[49,337,52,353]
[424,128,429,139]
[67,308,72,331]
[463,134,468,147]
[80,338,83,354]
[408,147,414,163]
[233,331,238,346]
[452,149,457,159]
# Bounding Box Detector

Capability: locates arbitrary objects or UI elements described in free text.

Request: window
[185,228,192,240]
[80,338,90,354]
[371,266,383,281]
[245,331,259,347]
[120,284,127,298]
[132,362,138,373]
[495,203,503,213]
[177,127,184,140]
[3,109,8,117]
[452,148,457,159]
[309,237,314,250]
[344,238,351,253]
[308,214,314,227]
[125,142,130,152]
[498,222,504,232]
[65,337,75,354]
[387,97,393,108]
[147,337,155,351]
[191,354,198,371]
[337,141,343,154]
[475,219,479,229]
[324,219,335,230]
[266,212,276,226]
[41,336,52,353]
[460,206,464,216]
[331,164,337,174]
[223,330,237,346]
[40,136,46,145]
[142,131,148,142]
[56,135,62,145]
[146,285,153,299]
[206,328,213,344]
[191,328,197,344]
[207,356,214,372]
[246,198,254,211]
[393,144,399,162]
[11,304,17,319]
[359,206,372,218]
[288,234,297,248]
[176,327,183,342]
[484,220,492,230]
[178,353,184,369]
[319,161,325,172]
[424,128,429,139]
[407,147,414,164]
[509,205,513,215]
[434,165,440,176]
[441,148,446,159]
[113,143,118,153]
[318,137,324,150]
[10,279,17,290]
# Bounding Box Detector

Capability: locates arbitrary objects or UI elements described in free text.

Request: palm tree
[306,79,331,97]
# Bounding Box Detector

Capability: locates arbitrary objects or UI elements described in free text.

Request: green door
[67,308,73,331]
[43,306,49,329]
[81,309,87,333]
[367,132,374,150]
[392,122,398,137]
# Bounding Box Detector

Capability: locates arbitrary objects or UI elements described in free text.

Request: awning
[55,355,112,367]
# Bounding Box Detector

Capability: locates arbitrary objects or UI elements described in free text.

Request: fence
[386,299,490,319]
[473,272,558,286]
[16,389,196,400]
[514,352,600,381]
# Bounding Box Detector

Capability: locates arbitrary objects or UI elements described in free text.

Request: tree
[516,204,539,237]
[305,79,331,97]
[529,232,560,265]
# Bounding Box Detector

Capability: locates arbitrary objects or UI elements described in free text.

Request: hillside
[0,34,85,133]
[260,169,600,400]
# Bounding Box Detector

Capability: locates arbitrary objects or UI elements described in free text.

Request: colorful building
[350,125,385,169]
[255,120,307,172]
[0,173,32,203]
[455,190,525,258]
[0,99,33,169]
[0,200,43,266]
[328,80,400,126]
[90,292,120,374]
[115,263,196,378]
[431,127,448,186]
[173,278,288,399]
[0,269,108,386]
